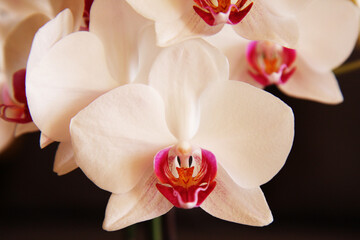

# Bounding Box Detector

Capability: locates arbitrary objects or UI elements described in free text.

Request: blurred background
[0,50,359,240]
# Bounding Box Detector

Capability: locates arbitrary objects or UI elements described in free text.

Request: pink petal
[278,56,343,104]
[103,169,173,231]
[201,164,273,226]
[26,31,117,142]
[71,84,176,194]
[148,39,228,141]
[53,141,78,176]
[193,81,294,188]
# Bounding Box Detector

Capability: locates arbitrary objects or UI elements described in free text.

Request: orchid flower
[0,0,86,152]
[125,0,313,47]
[69,38,294,231]
[206,0,360,104]
[26,0,151,174]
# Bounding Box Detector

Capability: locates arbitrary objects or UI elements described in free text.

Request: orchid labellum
[70,39,294,231]
[125,0,313,47]
[206,0,360,104]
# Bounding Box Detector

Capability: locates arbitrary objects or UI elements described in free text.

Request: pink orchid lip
[154,143,217,209]
[193,0,253,26]
[246,41,297,87]
[0,68,32,124]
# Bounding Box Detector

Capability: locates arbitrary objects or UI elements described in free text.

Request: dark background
[0,50,359,239]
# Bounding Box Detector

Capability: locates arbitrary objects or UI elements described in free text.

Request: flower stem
[333,60,360,75]
[151,217,163,240]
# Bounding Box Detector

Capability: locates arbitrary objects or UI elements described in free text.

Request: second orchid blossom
[70,39,294,230]
[206,0,360,104]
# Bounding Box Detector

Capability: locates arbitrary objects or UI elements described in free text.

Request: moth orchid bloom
[26,0,150,174]
[206,0,360,104]
[70,39,294,231]
[125,0,312,47]
[0,0,86,152]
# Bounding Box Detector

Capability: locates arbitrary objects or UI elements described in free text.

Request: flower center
[154,142,217,209]
[0,68,32,123]
[193,0,253,26]
[246,41,297,86]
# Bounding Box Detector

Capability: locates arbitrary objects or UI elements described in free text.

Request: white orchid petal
[205,26,260,86]
[26,31,117,142]
[39,133,54,149]
[155,9,222,47]
[233,0,299,48]
[48,0,84,30]
[71,84,176,194]
[27,9,74,76]
[132,25,161,85]
[297,0,360,71]
[126,0,190,22]
[103,169,172,231]
[193,81,294,188]
[149,39,228,141]
[90,0,148,84]
[201,165,272,226]
[278,56,343,104]
[14,122,38,137]
[3,13,49,93]
[53,141,77,176]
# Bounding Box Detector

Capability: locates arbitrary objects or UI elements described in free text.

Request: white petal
[3,13,49,95]
[53,141,77,175]
[193,81,294,188]
[14,122,38,137]
[103,168,173,231]
[48,0,84,30]
[90,0,148,84]
[71,84,176,194]
[278,56,343,104]
[149,39,228,141]
[155,8,222,47]
[26,31,117,142]
[27,9,74,76]
[233,0,299,48]
[205,26,261,87]
[0,119,15,152]
[297,0,360,71]
[126,0,190,22]
[201,164,272,226]
[39,133,54,149]
[132,25,161,85]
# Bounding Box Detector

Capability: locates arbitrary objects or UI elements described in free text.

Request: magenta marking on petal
[12,68,27,104]
[193,0,253,26]
[0,68,32,123]
[228,2,253,25]
[193,6,216,26]
[154,145,217,209]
